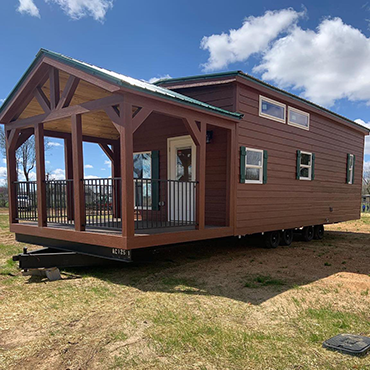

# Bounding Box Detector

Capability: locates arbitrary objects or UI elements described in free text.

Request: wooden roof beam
[34,87,51,113]
[56,75,80,110]
[49,67,60,110]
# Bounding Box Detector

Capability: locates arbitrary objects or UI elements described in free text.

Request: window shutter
[352,155,355,184]
[240,146,246,183]
[296,150,301,180]
[151,150,159,210]
[263,150,268,184]
[311,153,315,180]
[346,153,350,184]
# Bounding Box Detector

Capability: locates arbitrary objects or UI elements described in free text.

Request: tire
[280,229,294,246]
[314,225,324,240]
[264,231,280,248]
[302,226,314,242]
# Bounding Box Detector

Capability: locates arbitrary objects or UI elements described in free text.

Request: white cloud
[0,99,5,106]
[149,74,173,84]
[85,164,93,169]
[45,160,50,164]
[45,0,113,22]
[49,168,65,180]
[255,17,370,107]
[355,119,370,155]
[48,141,62,147]
[17,0,40,18]
[200,9,303,71]
[84,175,99,179]
[101,168,106,170]
[2,158,6,164]
[104,160,111,168]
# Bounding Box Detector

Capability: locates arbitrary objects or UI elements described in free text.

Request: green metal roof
[0,49,243,120]
[156,71,370,133]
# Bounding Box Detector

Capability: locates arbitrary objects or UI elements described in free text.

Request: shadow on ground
[25,230,370,305]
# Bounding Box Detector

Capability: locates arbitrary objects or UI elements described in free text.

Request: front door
[168,136,196,223]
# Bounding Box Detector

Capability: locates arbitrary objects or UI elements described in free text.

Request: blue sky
[0,0,370,182]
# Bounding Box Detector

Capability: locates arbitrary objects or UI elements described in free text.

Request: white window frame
[288,106,310,130]
[245,148,264,184]
[299,151,312,181]
[133,151,152,210]
[348,154,354,185]
[259,95,286,123]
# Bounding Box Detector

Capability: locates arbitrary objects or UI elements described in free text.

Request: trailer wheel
[280,229,294,246]
[302,226,314,242]
[314,225,324,240]
[264,231,280,248]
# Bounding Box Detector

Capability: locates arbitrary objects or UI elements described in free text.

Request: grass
[0,212,370,369]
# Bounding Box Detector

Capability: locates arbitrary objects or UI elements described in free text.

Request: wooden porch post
[196,122,206,230]
[35,123,47,227]
[6,129,19,225]
[71,114,85,231]
[112,141,121,219]
[120,102,135,238]
[64,134,74,221]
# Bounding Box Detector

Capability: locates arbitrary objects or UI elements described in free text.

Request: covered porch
[1,50,240,250]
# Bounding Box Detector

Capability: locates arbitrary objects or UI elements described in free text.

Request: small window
[297,150,315,181]
[347,154,355,184]
[244,148,264,183]
[259,96,286,123]
[288,107,309,130]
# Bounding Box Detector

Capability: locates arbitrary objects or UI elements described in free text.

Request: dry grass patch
[0,213,370,369]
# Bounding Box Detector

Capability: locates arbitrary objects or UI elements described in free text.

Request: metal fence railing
[14,181,38,221]
[84,178,121,230]
[134,178,198,230]
[46,179,74,225]
[14,177,199,232]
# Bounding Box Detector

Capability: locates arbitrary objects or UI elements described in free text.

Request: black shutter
[296,150,301,180]
[311,153,315,180]
[240,146,246,183]
[263,150,268,184]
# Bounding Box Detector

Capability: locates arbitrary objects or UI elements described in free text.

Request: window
[240,147,268,184]
[296,150,315,181]
[288,107,309,130]
[133,152,152,209]
[259,96,286,123]
[347,154,355,184]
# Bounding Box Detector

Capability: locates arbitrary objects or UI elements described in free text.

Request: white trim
[288,106,310,130]
[259,95,286,123]
[299,151,312,180]
[348,154,354,185]
[244,147,264,184]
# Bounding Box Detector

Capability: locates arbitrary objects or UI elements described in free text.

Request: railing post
[196,122,206,230]
[35,122,47,227]
[112,141,121,218]
[5,129,19,224]
[120,102,135,238]
[71,114,85,231]
[64,134,74,221]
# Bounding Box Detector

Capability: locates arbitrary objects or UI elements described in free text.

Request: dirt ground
[0,213,370,369]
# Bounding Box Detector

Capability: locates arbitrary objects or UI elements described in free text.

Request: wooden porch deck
[18,220,207,236]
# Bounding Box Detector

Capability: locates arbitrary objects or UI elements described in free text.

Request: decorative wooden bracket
[132,107,153,133]
[34,87,51,113]
[182,118,202,146]
[56,75,80,110]
[99,143,114,162]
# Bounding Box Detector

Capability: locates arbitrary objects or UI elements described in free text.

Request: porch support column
[196,122,206,230]
[35,123,47,227]
[112,141,121,219]
[120,102,135,238]
[64,134,74,221]
[6,129,19,224]
[71,114,85,231]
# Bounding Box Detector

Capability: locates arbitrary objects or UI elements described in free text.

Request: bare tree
[0,127,50,182]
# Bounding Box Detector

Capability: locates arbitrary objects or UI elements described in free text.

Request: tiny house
[1,50,368,266]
